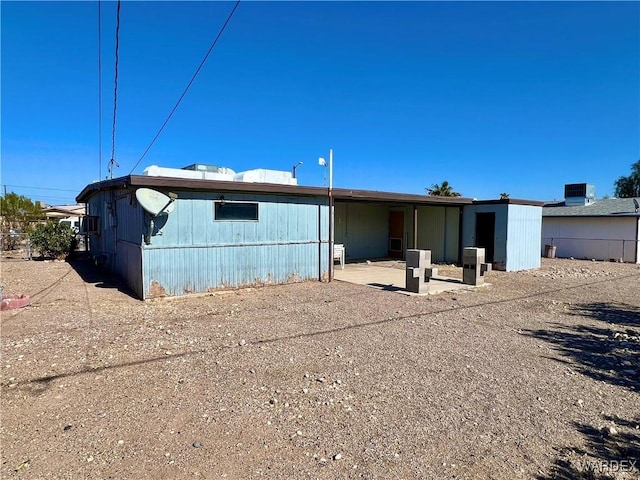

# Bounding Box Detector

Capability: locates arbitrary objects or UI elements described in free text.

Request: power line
[98,0,103,181]
[10,194,79,203]
[4,185,79,192]
[108,0,121,179]
[129,0,241,175]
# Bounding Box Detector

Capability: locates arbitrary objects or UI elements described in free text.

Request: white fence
[542,236,639,263]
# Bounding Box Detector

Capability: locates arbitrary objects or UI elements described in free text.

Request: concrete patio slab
[333,263,489,295]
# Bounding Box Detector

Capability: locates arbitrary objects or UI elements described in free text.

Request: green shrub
[31,221,75,260]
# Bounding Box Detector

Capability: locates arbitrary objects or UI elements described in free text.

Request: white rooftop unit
[233,169,297,185]
[142,165,298,185]
[143,165,235,181]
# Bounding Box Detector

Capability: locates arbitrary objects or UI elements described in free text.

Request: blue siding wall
[140,192,328,298]
[462,204,509,269]
[86,189,145,297]
[462,203,542,271]
[506,204,542,271]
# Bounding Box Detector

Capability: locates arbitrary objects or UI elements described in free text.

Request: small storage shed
[462,199,544,271]
[77,175,330,299]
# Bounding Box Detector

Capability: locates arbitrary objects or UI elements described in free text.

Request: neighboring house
[76,165,543,299]
[43,204,86,232]
[542,183,640,263]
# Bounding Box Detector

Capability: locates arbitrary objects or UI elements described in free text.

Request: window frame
[213,201,259,222]
[81,215,101,234]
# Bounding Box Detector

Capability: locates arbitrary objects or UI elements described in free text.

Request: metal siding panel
[140,196,328,298]
[191,198,209,244]
[416,207,446,262]
[445,207,460,263]
[505,205,542,271]
[462,204,509,269]
[115,241,143,297]
[277,200,288,243]
[334,203,388,260]
[143,243,323,297]
[178,201,193,245]
[87,195,105,256]
[115,190,145,245]
[334,203,347,245]
[265,199,277,241]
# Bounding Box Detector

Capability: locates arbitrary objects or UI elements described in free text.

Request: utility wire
[4,185,79,192]
[129,0,241,174]
[98,0,103,180]
[108,0,121,179]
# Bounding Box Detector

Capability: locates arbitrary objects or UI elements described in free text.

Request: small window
[389,237,403,252]
[81,216,100,234]
[214,201,258,221]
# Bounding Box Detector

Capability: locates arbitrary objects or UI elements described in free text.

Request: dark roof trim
[77,175,328,202]
[472,198,545,207]
[76,175,474,206]
[332,188,473,205]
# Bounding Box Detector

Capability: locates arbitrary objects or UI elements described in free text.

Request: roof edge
[472,198,545,207]
[332,188,473,205]
[76,175,329,202]
[76,176,475,205]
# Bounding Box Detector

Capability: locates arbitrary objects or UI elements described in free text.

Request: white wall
[542,216,638,263]
[505,204,542,271]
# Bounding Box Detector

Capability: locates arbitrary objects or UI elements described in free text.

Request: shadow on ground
[524,302,640,391]
[538,414,640,480]
[67,257,138,299]
[7,350,205,397]
[526,301,640,479]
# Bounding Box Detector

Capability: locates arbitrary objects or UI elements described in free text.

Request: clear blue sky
[2,1,639,205]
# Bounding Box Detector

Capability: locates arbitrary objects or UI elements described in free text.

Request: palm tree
[426,181,461,197]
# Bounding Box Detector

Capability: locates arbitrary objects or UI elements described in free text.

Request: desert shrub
[30,221,75,260]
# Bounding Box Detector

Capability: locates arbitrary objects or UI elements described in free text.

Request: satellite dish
[634,198,639,213]
[136,188,176,216]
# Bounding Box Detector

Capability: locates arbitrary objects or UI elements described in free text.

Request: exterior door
[475,212,495,262]
[388,211,404,258]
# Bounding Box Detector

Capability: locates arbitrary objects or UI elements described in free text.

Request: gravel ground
[1,255,639,479]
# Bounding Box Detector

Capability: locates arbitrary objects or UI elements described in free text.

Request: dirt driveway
[1,257,639,479]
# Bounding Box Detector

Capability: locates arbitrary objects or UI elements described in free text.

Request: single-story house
[76,165,544,299]
[542,183,640,263]
[43,204,86,232]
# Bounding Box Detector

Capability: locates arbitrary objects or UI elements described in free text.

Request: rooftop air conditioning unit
[564,183,595,206]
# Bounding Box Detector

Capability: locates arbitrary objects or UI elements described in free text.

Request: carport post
[323,149,334,281]
[319,149,334,281]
